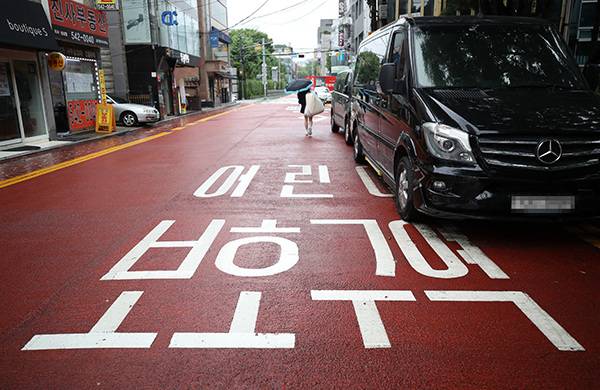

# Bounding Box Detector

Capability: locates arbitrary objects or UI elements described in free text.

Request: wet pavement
[0,103,241,182]
[2,96,600,389]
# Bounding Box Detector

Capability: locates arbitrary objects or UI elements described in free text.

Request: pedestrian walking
[297,90,314,136]
[285,79,320,137]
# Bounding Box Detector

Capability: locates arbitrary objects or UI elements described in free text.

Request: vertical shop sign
[121,0,151,44]
[98,69,106,104]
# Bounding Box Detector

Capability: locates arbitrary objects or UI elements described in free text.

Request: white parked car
[313,86,332,103]
[106,94,160,127]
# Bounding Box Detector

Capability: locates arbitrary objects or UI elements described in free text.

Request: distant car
[313,86,332,103]
[330,69,354,144]
[106,94,160,127]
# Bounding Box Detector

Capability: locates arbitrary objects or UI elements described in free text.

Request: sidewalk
[0,101,240,162]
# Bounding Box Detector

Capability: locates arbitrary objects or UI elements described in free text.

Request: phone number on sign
[70,31,95,44]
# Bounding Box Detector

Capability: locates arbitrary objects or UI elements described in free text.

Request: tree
[229,28,279,98]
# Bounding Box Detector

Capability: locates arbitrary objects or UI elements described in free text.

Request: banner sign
[49,0,109,47]
[122,0,151,44]
[99,69,107,105]
[68,99,97,130]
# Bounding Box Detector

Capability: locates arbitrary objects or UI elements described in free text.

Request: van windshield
[413,23,586,89]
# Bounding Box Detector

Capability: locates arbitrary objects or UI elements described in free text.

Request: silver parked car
[106,94,160,127]
[313,86,332,103]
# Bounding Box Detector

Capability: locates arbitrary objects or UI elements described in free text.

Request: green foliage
[298,59,318,78]
[355,51,381,87]
[243,79,276,99]
[230,28,288,98]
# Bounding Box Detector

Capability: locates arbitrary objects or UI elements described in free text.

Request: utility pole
[239,37,244,100]
[262,38,267,99]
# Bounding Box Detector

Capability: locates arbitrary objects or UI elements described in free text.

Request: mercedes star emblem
[536,139,562,164]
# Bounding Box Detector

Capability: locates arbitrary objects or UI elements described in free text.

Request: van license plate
[511,196,575,214]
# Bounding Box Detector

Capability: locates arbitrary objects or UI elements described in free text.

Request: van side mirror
[379,63,396,93]
[583,63,600,91]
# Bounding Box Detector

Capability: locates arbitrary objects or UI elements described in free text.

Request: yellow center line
[0,106,250,189]
[0,132,169,189]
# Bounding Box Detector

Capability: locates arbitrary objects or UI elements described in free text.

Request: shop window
[0,62,20,142]
[211,1,227,26]
[13,60,45,138]
[63,58,99,131]
[580,2,597,28]
[575,41,591,66]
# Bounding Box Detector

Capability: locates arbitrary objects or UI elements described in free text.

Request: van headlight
[423,123,475,163]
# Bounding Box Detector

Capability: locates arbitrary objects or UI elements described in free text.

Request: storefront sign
[59,45,98,60]
[0,0,59,51]
[96,0,118,11]
[161,11,178,26]
[99,69,107,104]
[0,63,11,96]
[68,99,97,130]
[121,0,151,44]
[47,52,67,71]
[165,48,201,67]
[49,0,109,48]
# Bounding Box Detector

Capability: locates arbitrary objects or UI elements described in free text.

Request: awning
[216,73,237,80]
[0,0,59,51]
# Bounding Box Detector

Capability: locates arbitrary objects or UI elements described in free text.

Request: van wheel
[331,111,339,133]
[395,156,419,221]
[344,118,353,146]
[353,131,365,163]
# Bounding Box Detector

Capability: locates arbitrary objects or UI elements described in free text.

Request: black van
[331,69,354,145]
[351,16,600,221]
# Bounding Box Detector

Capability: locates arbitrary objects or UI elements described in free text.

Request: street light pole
[239,37,244,100]
[262,38,267,99]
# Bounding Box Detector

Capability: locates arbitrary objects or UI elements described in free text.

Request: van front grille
[477,134,600,171]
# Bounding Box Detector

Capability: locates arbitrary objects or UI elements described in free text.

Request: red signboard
[48,0,108,47]
[305,76,337,91]
[67,99,97,130]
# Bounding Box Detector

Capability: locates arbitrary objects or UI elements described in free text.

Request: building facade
[121,0,201,117]
[0,0,60,146]
[198,0,233,106]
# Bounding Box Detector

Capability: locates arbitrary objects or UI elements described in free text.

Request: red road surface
[1,98,599,389]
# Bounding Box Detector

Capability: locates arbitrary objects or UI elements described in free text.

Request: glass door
[13,60,46,138]
[0,62,20,143]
